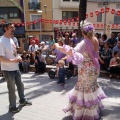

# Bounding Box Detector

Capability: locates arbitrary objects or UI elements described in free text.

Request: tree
[78,0,87,40]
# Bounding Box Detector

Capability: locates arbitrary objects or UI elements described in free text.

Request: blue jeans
[22,62,29,72]
[3,70,26,108]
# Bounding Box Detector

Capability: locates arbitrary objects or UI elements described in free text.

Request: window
[29,0,40,10]
[30,0,39,3]
[72,0,79,1]
[97,12,102,22]
[9,8,19,18]
[62,11,78,21]
[0,14,8,19]
[31,14,41,30]
[0,7,19,19]
[114,13,120,24]
[63,0,70,1]
[116,3,120,9]
[98,3,103,8]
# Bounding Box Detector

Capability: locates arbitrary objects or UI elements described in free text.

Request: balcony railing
[28,2,41,10]
[88,0,120,2]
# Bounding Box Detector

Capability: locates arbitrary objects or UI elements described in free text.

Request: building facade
[24,0,53,41]
[0,0,25,38]
[53,0,120,38]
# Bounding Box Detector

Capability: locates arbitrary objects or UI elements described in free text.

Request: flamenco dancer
[54,21,106,120]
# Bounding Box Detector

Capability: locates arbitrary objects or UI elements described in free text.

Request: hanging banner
[106,24,111,34]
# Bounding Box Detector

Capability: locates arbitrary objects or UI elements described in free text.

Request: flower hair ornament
[80,20,94,32]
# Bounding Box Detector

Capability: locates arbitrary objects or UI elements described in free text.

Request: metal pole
[40,20,42,42]
[104,5,106,34]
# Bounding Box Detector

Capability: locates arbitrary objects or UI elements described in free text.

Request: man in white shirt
[12,36,19,48]
[28,40,38,65]
[0,22,32,113]
[28,40,38,53]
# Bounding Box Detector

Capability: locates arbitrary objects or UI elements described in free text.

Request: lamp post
[37,10,42,42]
[103,1,108,34]
[78,0,87,40]
[44,5,47,14]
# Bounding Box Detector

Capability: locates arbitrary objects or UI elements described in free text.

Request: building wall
[0,0,20,7]
[24,0,54,40]
[53,0,79,30]
[53,0,120,38]
[0,0,22,23]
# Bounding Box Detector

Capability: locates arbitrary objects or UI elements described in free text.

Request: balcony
[88,0,120,2]
[28,2,41,10]
[59,0,79,9]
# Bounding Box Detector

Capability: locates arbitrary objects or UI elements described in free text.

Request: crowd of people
[19,32,79,76]
[95,33,120,78]
[13,28,120,81]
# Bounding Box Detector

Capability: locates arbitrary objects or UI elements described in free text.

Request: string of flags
[1,7,120,28]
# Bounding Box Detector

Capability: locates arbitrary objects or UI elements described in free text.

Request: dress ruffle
[63,101,104,120]
[68,87,106,107]
[63,86,106,120]
[63,45,84,65]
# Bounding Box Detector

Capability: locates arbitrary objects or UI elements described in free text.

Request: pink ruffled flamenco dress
[63,39,106,120]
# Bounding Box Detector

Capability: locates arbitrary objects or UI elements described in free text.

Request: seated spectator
[99,42,112,70]
[112,38,120,57]
[69,40,75,47]
[49,35,55,50]
[70,33,79,45]
[21,51,30,73]
[65,33,70,45]
[30,35,39,45]
[35,50,46,73]
[109,51,120,78]
[99,34,107,55]
[28,40,38,65]
[39,42,49,55]
[108,33,117,49]
[115,33,120,42]
[44,39,49,45]
[38,43,41,49]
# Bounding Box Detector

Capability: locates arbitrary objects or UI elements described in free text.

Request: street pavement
[0,72,120,120]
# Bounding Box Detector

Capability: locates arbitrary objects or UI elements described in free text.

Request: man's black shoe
[57,81,60,84]
[9,107,19,113]
[20,100,32,106]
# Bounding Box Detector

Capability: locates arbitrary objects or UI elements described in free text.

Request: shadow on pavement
[62,114,103,120]
[62,115,72,120]
[23,73,77,100]
[101,105,120,119]
[0,112,15,120]
[0,105,24,120]
[0,77,5,83]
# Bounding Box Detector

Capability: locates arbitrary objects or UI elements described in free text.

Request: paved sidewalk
[0,72,120,120]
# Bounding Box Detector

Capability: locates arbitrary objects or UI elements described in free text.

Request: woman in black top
[21,51,30,72]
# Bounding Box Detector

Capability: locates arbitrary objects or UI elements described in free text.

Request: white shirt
[0,35,19,71]
[28,44,38,53]
[12,37,19,47]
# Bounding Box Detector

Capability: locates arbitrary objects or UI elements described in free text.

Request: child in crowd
[109,51,120,78]
[57,60,65,87]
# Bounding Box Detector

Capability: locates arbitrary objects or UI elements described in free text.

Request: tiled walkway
[0,72,120,120]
